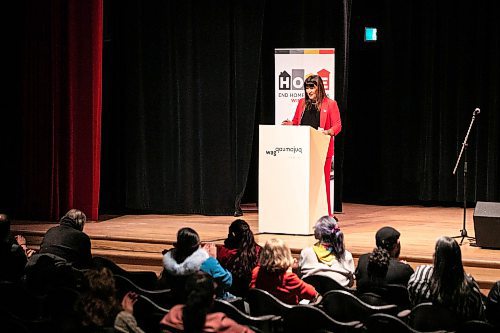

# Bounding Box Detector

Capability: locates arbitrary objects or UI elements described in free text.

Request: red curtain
[66,1,103,220]
[20,0,102,221]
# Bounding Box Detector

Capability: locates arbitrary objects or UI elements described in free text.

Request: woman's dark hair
[224,219,259,279]
[313,215,346,260]
[173,227,200,263]
[367,248,391,281]
[303,75,327,110]
[183,272,215,333]
[78,267,121,327]
[430,236,468,307]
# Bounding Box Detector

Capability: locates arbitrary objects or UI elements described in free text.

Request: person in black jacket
[486,281,500,327]
[355,226,414,292]
[0,214,27,282]
[39,209,92,268]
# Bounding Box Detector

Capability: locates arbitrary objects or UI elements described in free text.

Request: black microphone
[474,108,480,115]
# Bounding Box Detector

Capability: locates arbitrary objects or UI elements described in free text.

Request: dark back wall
[2,1,499,219]
[344,0,499,205]
[99,0,349,215]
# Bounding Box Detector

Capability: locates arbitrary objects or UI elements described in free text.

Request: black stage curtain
[100,0,500,216]
[253,0,351,213]
[4,1,500,219]
[1,2,24,216]
[344,1,499,205]
[100,0,350,215]
[100,0,267,215]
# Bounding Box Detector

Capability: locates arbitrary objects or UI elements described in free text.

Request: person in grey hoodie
[299,216,354,287]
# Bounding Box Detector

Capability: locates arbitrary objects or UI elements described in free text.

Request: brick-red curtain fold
[66,0,103,220]
[18,0,102,221]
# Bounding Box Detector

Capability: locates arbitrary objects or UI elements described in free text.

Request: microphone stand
[452,108,480,245]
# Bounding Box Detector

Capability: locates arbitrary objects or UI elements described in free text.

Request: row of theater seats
[114,274,497,333]
[1,255,497,333]
[103,256,497,333]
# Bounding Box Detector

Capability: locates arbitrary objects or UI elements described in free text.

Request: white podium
[258,125,330,235]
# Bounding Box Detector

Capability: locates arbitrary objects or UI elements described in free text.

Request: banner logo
[278,68,331,91]
[274,48,335,124]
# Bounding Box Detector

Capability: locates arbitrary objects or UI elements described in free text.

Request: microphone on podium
[474,108,480,115]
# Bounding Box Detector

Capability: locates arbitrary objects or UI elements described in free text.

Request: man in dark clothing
[0,214,27,282]
[355,226,414,292]
[39,209,92,269]
[486,281,500,327]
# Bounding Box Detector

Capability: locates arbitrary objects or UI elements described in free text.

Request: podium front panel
[259,125,329,235]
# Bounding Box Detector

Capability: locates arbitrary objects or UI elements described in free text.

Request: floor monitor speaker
[473,201,500,249]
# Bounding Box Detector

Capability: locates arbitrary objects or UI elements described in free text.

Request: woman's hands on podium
[280,120,333,136]
[322,128,334,136]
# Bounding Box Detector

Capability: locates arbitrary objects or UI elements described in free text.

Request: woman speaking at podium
[282,75,342,216]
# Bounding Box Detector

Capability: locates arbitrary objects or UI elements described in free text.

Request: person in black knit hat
[355,226,414,292]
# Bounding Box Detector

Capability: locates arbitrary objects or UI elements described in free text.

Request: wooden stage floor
[12,203,500,292]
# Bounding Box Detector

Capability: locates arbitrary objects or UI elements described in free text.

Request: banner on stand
[274,48,335,124]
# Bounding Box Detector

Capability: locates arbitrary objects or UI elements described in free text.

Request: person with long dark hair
[217,219,261,296]
[160,272,254,333]
[282,75,342,216]
[408,236,485,320]
[298,215,354,287]
[159,227,232,302]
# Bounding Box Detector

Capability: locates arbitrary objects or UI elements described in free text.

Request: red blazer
[292,98,341,157]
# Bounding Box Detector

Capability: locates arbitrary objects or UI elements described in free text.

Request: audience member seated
[159,227,232,301]
[299,215,354,287]
[38,209,92,269]
[250,238,318,305]
[355,226,414,292]
[486,280,500,327]
[364,248,391,288]
[161,272,254,333]
[0,214,27,282]
[217,219,261,297]
[408,236,485,321]
[14,234,37,258]
[77,267,145,333]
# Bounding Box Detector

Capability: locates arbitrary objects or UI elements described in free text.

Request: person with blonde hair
[250,238,318,305]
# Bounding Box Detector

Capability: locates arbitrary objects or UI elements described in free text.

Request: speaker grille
[474,201,500,217]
